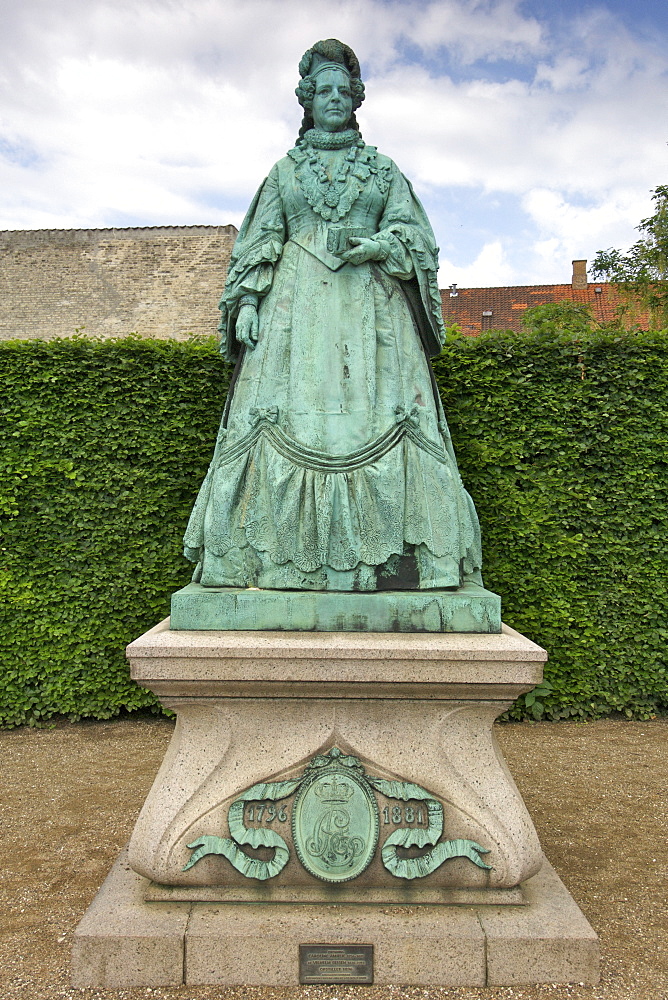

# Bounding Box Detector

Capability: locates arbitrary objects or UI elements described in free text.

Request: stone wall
[0,226,238,341]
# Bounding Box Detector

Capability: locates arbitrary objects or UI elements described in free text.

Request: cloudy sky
[1,0,666,287]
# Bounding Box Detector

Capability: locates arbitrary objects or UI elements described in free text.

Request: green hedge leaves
[1,330,666,726]
[436,329,668,721]
[0,336,230,726]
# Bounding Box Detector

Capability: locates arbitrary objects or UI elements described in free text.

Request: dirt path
[1,717,666,1000]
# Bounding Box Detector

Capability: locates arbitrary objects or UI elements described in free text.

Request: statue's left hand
[340,237,385,265]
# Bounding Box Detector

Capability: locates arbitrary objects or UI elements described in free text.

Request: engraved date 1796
[246,802,288,823]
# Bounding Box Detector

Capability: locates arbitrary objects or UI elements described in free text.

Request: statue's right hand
[236,304,259,350]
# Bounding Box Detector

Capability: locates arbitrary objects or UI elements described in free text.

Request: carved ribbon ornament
[183,748,491,882]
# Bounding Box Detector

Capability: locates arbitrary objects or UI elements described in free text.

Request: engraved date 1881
[382,804,425,825]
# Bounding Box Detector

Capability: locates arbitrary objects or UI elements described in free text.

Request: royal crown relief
[183,747,491,883]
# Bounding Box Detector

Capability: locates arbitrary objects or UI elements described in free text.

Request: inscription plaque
[299,944,373,984]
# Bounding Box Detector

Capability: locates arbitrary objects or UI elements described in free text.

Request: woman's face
[311,68,353,132]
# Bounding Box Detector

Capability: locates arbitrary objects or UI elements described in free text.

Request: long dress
[183,131,483,591]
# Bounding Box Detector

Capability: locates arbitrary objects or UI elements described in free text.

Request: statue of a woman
[184,39,483,593]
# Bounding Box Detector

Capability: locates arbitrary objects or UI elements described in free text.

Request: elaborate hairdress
[184,48,483,593]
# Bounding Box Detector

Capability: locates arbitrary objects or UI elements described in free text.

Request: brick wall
[0,226,238,341]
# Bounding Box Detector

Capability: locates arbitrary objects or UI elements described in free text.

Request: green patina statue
[184,39,483,593]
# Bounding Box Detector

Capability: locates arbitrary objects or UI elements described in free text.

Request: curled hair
[294,39,365,142]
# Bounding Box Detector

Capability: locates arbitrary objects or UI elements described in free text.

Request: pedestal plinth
[170,581,502,632]
[72,620,599,987]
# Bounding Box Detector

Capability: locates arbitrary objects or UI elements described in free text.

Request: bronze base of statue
[170,581,501,632]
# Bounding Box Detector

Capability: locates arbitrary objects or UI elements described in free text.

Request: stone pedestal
[72,620,599,987]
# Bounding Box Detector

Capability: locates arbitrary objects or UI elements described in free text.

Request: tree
[592,185,668,330]
[520,301,599,337]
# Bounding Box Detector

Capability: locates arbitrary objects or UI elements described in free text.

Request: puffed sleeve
[218,164,286,361]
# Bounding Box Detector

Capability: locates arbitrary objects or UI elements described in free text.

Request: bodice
[279,148,389,238]
[218,141,446,361]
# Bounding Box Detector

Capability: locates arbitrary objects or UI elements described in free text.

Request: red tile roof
[440,282,650,335]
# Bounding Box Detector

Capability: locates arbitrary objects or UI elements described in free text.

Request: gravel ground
[1,716,666,1000]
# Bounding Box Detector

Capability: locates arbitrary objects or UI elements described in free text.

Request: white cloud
[367,35,666,201]
[439,240,515,287]
[0,0,666,286]
[520,186,657,281]
[407,0,545,64]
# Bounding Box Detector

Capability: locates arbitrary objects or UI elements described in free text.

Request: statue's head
[295,39,365,141]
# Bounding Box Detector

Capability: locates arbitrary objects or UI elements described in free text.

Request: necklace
[289,137,377,222]
[306,145,359,209]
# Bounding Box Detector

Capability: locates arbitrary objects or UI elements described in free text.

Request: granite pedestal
[72,620,599,987]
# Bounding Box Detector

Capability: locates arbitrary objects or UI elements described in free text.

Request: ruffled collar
[301,128,363,150]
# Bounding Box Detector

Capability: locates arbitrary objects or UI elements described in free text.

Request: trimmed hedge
[1,331,666,726]
[0,337,230,726]
[437,329,668,721]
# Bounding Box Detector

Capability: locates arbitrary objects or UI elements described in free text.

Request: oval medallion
[292,765,379,882]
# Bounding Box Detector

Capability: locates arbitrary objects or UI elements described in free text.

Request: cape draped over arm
[372,156,446,357]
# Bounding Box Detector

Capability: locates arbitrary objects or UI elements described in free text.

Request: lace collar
[301,128,362,150]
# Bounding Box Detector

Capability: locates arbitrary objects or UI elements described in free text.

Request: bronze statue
[184,39,483,593]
